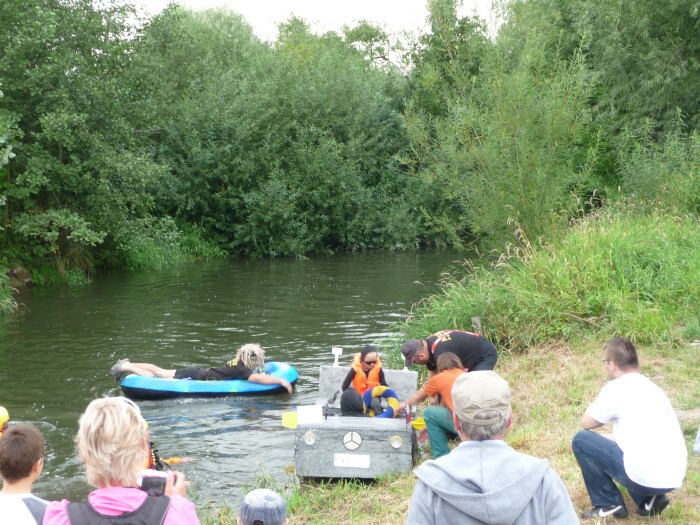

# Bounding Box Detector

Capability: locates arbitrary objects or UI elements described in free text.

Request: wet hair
[236,344,266,371]
[606,337,639,371]
[0,423,45,483]
[76,397,148,488]
[360,344,378,362]
[436,352,463,373]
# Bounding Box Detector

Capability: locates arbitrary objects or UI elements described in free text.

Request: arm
[341,369,356,391]
[248,373,293,394]
[397,389,428,413]
[378,368,388,387]
[164,470,189,497]
[581,411,603,430]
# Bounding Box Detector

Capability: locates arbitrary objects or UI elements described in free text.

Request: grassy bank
[400,207,700,351]
[199,208,700,524]
[198,340,699,524]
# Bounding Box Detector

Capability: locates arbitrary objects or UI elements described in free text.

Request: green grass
[0,266,16,315]
[399,207,700,352]
[196,338,700,525]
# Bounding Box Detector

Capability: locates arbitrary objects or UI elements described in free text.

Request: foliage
[504,0,700,134]
[0,0,224,282]
[401,208,700,351]
[139,9,419,257]
[104,217,224,271]
[407,0,491,117]
[0,264,16,314]
[1,0,699,285]
[404,0,599,248]
[619,124,700,215]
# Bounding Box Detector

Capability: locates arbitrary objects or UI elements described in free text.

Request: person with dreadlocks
[108,344,293,393]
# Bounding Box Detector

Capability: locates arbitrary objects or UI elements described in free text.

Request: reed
[401,207,700,352]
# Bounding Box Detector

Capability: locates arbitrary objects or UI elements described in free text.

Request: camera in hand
[140,474,166,496]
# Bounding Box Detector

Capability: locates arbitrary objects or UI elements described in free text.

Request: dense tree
[138,9,419,256]
[1,0,698,299]
[0,0,177,278]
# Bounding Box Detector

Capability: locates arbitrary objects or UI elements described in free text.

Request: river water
[0,250,465,506]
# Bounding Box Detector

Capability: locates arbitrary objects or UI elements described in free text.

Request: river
[0,250,466,506]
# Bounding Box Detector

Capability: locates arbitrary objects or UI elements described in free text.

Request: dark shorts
[174,367,208,380]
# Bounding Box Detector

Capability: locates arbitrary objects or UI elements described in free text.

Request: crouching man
[572,337,687,519]
[407,371,577,524]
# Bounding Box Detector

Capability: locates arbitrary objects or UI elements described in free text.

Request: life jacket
[350,353,382,395]
[66,495,170,525]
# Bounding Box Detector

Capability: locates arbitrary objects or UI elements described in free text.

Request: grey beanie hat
[239,488,287,525]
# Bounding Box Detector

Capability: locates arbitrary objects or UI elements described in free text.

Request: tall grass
[401,207,700,351]
[109,219,225,271]
[620,125,700,215]
[0,267,17,315]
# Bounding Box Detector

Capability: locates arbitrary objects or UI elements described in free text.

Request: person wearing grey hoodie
[407,371,577,525]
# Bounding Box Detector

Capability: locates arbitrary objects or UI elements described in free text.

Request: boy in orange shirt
[398,352,465,458]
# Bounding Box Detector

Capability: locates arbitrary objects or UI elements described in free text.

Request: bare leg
[122,362,176,378]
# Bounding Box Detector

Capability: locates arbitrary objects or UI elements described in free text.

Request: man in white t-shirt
[572,337,687,519]
[0,423,48,525]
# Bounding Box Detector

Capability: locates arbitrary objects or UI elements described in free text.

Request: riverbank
[199,209,700,524]
[198,339,699,525]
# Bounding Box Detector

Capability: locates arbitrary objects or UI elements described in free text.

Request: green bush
[619,125,700,214]
[0,266,16,315]
[402,207,700,350]
[104,217,224,271]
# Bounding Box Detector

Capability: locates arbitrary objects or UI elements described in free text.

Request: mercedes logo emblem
[343,431,362,450]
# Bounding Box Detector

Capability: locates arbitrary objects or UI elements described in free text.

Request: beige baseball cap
[451,371,511,426]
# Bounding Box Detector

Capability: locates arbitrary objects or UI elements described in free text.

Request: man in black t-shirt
[109,343,293,393]
[401,330,498,377]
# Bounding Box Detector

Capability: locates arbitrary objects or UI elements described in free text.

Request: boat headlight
[389,435,403,449]
[303,431,317,445]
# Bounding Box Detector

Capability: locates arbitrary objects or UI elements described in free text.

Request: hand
[282,380,293,394]
[164,470,189,497]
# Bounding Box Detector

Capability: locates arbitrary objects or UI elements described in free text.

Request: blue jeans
[424,405,457,458]
[572,430,672,508]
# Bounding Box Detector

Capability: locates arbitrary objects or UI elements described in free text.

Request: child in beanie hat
[238,488,288,525]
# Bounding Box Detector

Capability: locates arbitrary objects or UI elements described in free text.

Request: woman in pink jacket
[44,397,199,525]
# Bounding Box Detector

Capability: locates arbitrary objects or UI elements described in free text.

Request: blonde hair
[76,397,148,488]
[236,343,265,371]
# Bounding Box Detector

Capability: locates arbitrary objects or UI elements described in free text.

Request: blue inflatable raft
[120,362,299,400]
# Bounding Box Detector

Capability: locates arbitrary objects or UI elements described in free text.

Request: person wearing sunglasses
[340,345,389,415]
[341,345,388,396]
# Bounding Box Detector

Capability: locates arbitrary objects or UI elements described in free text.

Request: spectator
[0,423,48,525]
[43,396,200,525]
[238,488,288,525]
[0,406,9,437]
[407,371,577,524]
[572,337,687,519]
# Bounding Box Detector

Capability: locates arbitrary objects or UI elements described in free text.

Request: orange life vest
[350,353,382,395]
